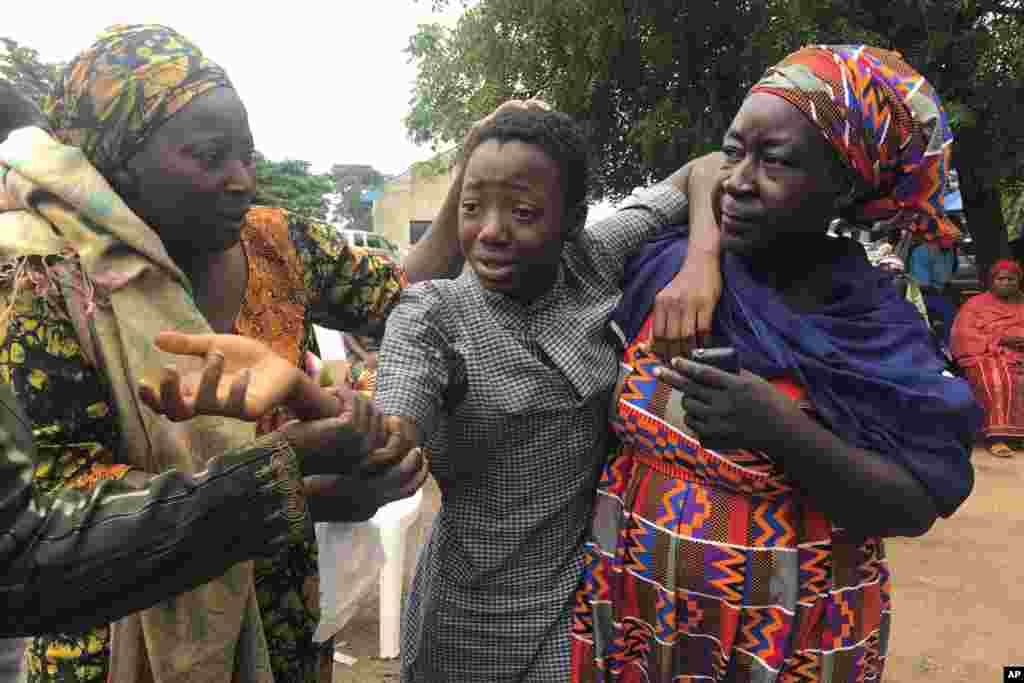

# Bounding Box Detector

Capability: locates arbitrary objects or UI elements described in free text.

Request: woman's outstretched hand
[140,331,416,481]
[139,331,339,422]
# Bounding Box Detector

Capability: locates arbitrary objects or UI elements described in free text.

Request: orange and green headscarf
[750,45,960,247]
[44,24,232,176]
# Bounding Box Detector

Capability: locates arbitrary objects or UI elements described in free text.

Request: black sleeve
[0,384,307,636]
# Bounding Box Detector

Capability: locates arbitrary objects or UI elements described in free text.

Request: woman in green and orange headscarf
[571,45,978,682]
[2,24,409,683]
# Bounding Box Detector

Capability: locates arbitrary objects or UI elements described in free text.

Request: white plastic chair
[313,326,424,659]
[370,487,423,658]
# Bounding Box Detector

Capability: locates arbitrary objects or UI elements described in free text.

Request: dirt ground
[331,448,1024,682]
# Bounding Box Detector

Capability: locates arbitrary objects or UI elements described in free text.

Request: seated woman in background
[571,45,981,682]
[951,259,1024,458]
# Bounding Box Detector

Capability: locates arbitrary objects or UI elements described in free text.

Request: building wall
[373,168,457,250]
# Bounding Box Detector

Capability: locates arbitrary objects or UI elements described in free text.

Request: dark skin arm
[401,159,467,282]
[656,358,938,538]
[649,152,724,360]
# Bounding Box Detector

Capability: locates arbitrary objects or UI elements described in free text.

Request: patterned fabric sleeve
[374,282,465,441]
[0,288,309,637]
[579,184,689,287]
[286,212,407,335]
[0,290,127,502]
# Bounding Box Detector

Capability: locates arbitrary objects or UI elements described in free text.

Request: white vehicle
[338,229,401,262]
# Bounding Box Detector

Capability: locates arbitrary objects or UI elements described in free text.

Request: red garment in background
[951,292,1024,439]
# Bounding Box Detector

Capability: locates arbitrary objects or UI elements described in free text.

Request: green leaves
[0,37,60,108]
[403,0,1024,222]
[253,155,336,222]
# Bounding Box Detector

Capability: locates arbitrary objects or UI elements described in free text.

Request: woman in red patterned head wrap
[571,44,981,683]
[952,259,1024,457]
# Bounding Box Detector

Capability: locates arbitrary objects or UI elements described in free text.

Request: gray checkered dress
[376,186,688,682]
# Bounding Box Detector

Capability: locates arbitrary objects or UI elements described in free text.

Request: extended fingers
[360,431,409,476]
[157,365,195,421]
[194,351,226,408]
[670,357,738,389]
[651,295,684,361]
[154,331,217,358]
[361,398,387,450]
[362,446,427,505]
[653,364,716,405]
[360,416,420,476]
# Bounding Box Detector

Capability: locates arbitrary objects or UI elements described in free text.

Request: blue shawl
[612,229,981,516]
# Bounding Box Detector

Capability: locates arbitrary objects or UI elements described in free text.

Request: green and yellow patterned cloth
[237,206,405,682]
[0,126,269,683]
[44,23,231,177]
[4,22,406,681]
[1,198,404,683]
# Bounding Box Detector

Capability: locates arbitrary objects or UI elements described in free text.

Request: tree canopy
[0,37,60,107]
[253,155,336,221]
[406,0,1024,272]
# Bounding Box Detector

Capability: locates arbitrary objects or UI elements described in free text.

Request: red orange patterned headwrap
[750,45,959,247]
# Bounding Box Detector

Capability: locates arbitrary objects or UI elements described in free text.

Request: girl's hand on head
[139,331,309,422]
[461,99,554,165]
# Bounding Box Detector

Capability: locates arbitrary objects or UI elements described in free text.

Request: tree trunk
[959,162,1009,288]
